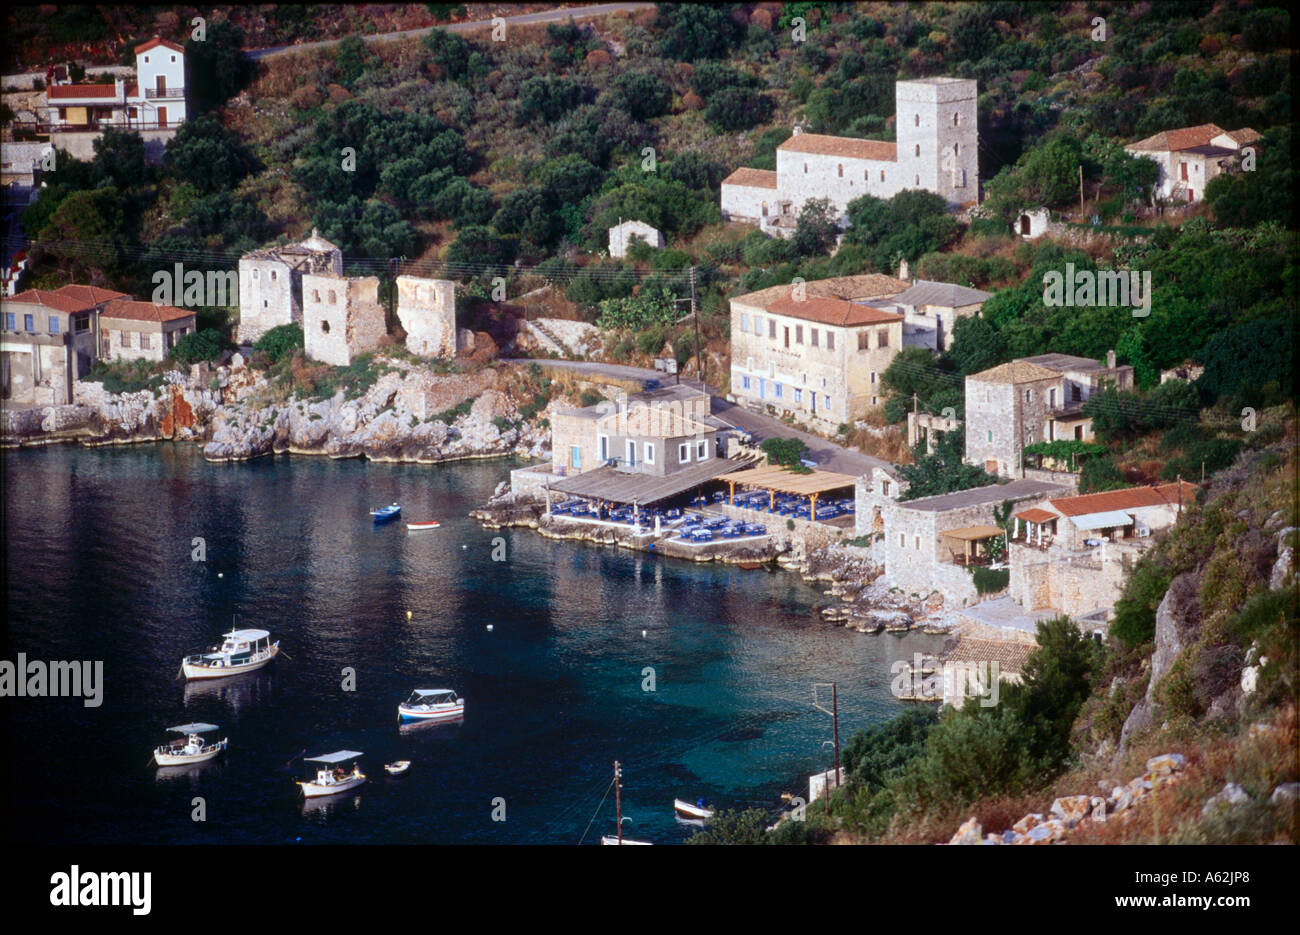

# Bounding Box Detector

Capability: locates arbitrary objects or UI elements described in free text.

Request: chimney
[1106,349,1116,369]
[792,125,802,136]
[898,258,909,281]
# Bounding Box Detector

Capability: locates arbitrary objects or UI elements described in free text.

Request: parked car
[644,379,662,391]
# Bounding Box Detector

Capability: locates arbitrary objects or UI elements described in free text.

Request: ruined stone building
[301,274,386,367]
[237,229,343,344]
[721,77,979,233]
[395,276,457,359]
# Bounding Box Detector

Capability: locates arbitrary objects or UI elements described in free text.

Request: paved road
[503,357,896,478]
[247,3,655,60]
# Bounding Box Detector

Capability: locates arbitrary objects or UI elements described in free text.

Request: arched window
[914,114,919,127]
[915,175,920,185]
[915,144,920,157]
[953,113,959,125]
[954,143,959,156]
[880,170,885,181]
[837,164,843,177]
[321,320,330,333]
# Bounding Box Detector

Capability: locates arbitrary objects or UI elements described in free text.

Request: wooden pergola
[721,464,859,515]
[940,525,1006,566]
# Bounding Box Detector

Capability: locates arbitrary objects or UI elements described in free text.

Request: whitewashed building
[1124,123,1260,204]
[721,77,979,228]
[608,220,664,258]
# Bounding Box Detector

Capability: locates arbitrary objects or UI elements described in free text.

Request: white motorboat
[673,798,714,821]
[298,750,366,798]
[601,835,653,845]
[397,688,464,723]
[182,628,279,680]
[153,723,228,766]
[384,760,411,775]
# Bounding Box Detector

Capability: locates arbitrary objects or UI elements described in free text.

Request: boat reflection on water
[183,669,272,713]
[154,760,223,785]
[300,791,362,819]
[397,713,464,737]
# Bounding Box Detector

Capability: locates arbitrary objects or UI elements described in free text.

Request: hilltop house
[721,77,979,233]
[964,352,1134,477]
[728,273,909,427]
[1124,123,1261,204]
[44,38,189,161]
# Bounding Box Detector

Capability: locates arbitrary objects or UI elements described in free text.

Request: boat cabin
[206,628,272,663]
[404,689,459,707]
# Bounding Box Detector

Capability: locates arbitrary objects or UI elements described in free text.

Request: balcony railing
[143,87,184,99]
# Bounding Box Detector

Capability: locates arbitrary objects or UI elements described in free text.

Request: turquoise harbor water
[2,444,942,844]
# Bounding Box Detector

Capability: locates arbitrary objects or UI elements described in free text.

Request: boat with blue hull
[371,503,401,523]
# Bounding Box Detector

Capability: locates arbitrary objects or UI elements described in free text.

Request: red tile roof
[47,83,120,100]
[779,133,898,162]
[52,284,128,307]
[1014,508,1058,524]
[1047,482,1199,517]
[6,288,101,313]
[722,167,778,189]
[135,37,185,55]
[101,298,194,323]
[1127,124,1225,152]
[766,295,903,327]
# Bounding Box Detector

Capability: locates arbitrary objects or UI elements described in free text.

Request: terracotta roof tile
[101,298,194,323]
[1046,482,1199,517]
[968,361,1061,384]
[52,284,127,306]
[47,83,119,100]
[1127,124,1225,152]
[766,295,903,327]
[943,638,1035,675]
[721,167,778,189]
[1014,508,1057,524]
[6,287,108,313]
[135,37,185,55]
[779,133,898,162]
[732,274,909,311]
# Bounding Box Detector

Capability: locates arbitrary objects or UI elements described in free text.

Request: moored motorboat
[397,688,464,723]
[673,798,714,821]
[181,628,279,681]
[406,521,441,531]
[153,723,228,766]
[298,751,366,797]
[384,760,411,775]
[371,503,401,523]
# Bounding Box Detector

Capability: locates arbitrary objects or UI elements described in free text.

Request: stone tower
[395,275,457,359]
[895,77,979,206]
[302,273,386,367]
[237,228,343,344]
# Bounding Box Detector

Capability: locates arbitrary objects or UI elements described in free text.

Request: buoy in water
[217,572,223,578]
[642,630,647,638]
[406,610,412,620]
[486,624,494,631]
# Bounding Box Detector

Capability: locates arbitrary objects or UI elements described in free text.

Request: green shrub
[1110,560,1171,647]
[253,323,303,365]
[972,566,1010,595]
[170,328,226,365]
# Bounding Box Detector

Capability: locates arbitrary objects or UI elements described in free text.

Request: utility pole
[813,682,840,813]
[1079,165,1085,214]
[690,265,703,385]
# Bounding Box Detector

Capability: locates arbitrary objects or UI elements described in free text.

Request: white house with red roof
[721,77,979,233]
[1124,123,1260,203]
[44,38,188,159]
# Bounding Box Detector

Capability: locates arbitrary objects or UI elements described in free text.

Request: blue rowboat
[371,503,401,523]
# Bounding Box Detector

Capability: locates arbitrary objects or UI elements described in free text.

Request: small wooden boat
[398,688,464,723]
[406,520,441,531]
[371,503,401,523]
[384,760,411,775]
[154,723,227,766]
[737,561,763,571]
[181,628,279,681]
[298,750,366,797]
[674,798,714,821]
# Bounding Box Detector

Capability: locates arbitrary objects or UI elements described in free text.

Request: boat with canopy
[298,750,366,797]
[181,628,279,680]
[397,688,464,723]
[153,723,228,766]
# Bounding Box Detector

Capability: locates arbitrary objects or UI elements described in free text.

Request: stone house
[237,229,343,344]
[854,464,906,540]
[395,276,456,359]
[44,38,189,161]
[301,274,386,367]
[607,220,664,258]
[1124,123,1261,204]
[964,352,1134,477]
[550,384,723,478]
[1,284,124,404]
[941,637,1035,710]
[880,478,1065,606]
[907,410,962,453]
[721,77,979,229]
[865,279,991,352]
[1007,481,1199,617]
[729,274,909,427]
[98,298,196,362]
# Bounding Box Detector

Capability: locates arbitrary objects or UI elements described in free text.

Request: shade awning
[550,458,750,506]
[1068,510,1134,530]
[721,464,859,496]
[1014,508,1058,524]
[939,525,1006,541]
[304,750,365,764]
[167,723,220,733]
